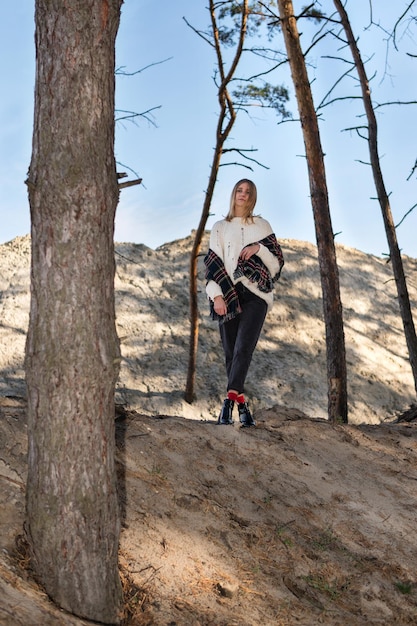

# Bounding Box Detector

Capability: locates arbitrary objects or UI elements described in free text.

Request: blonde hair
[225,179,257,223]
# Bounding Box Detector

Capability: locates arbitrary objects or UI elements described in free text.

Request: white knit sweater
[205,216,281,310]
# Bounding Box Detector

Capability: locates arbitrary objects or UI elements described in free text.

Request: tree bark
[277,0,348,422]
[333,0,417,397]
[25,1,123,623]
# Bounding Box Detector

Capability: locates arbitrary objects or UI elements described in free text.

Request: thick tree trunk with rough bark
[333,0,417,397]
[25,1,123,623]
[277,0,348,422]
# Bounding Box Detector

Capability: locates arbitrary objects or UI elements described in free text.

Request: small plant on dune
[147,463,166,480]
[395,580,413,595]
[275,525,294,548]
[312,527,338,551]
[303,574,341,600]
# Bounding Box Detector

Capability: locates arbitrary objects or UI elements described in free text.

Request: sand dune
[1,233,417,625]
[2,233,415,423]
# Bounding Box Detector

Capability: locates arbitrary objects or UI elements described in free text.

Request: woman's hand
[213,295,227,316]
[239,243,260,261]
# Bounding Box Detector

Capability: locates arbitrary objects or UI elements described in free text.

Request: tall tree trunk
[333,0,417,396]
[277,0,348,422]
[185,0,248,402]
[186,148,223,403]
[25,1,123,623]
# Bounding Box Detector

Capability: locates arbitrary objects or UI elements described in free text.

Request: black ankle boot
[238,402,255,427]
[218,398,234,425]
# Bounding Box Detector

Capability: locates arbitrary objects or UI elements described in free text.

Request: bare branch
[396,203,417,228]
[303,30,333,58]
[220,161,254,170]
[183,15,215,48]
[115,106,161,127]
[319,94,363,109]
[222,146,269,168]
[341,125,370,141]
[316,64,356,111]
[115,57,173,76]
[220,2,248,87]
[116,161,142,182]
[241,54,288,82]
[257,1,279,21]
[392,0,417,50]
[407,160,417,181]
[373,99,417,110]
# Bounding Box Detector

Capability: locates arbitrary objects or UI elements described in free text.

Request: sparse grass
[311,527,338,551]
[303,574,341,600]
[146,463,166,479]
[275,524,294,548]
[395,580,413,595]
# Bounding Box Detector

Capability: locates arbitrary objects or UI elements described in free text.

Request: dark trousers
[219,282,267,393]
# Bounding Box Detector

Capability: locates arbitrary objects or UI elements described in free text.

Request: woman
[204,179,284,427]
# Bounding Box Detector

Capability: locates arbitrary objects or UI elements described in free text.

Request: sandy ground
[1,233,417,625]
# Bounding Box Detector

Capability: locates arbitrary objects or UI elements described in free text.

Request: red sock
[236,393,245,404]
[227,391,238,402]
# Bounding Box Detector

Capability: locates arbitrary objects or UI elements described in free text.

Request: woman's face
[234,182,251,215]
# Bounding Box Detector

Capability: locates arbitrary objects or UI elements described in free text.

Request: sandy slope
[0,233,417,625]
[2,233,416,423]
[1,399,417,625]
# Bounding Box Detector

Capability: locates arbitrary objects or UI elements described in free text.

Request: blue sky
[1,1,416,258]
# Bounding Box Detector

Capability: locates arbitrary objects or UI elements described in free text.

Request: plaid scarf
[233,233,284,292]
[204,233,284,324]
[204,249,242,324]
